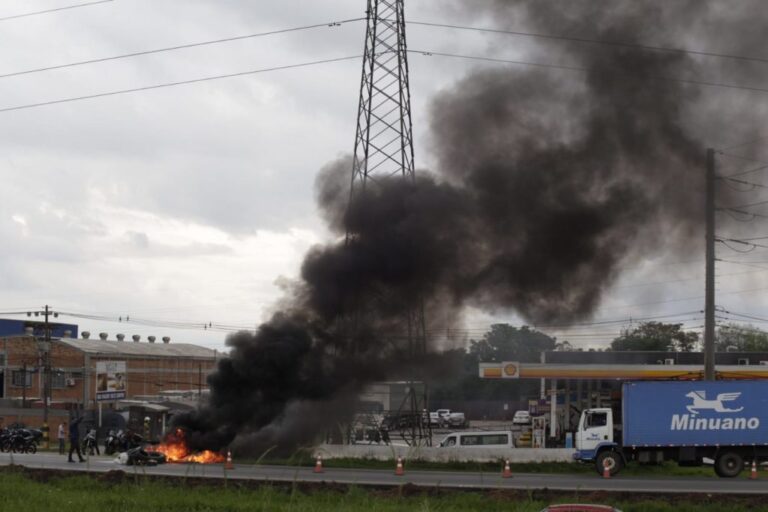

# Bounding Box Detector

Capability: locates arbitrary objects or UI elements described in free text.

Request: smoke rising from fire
[176,1,765,453]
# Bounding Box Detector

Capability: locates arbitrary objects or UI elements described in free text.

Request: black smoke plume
[176,1,766,453]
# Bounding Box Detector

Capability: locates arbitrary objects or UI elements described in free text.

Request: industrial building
[0,318,219,429]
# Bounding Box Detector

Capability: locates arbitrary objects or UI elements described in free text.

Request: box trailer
[573,380,768,477]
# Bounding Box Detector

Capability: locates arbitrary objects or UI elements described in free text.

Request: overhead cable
[0,55,361,113]
[0,0,113,22]
[412,50,768,95]
[0,18,364,80]
[405,19,768,66]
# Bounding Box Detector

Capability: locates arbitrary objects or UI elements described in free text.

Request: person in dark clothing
[68,416,85,462]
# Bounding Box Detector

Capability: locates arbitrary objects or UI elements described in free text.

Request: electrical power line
[406,19,768,66]
[0,17,365,80]
[717,163,768,180]
[412,50,768,95]
[0,0,113,22]
[721,199,768,210]
[717,152,768,165]
[6,43,768,114]
[718,208,768,221]
[719,136,768,153]
[0,55,361,113]
[719,176,768,191]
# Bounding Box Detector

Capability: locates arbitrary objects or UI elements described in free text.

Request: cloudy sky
[1,0,768,350]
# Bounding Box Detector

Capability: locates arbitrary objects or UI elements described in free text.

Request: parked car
[429,409,468,428]
[512,410,531,425]
[540,506,621,512]
[439,430,514,448]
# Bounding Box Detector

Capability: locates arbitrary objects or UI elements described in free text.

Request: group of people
[57,417,92,462]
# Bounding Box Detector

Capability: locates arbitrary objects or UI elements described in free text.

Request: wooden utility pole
[704,148,716,381]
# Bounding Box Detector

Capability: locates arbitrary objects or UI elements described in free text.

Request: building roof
[544,350,768,365]
[57,337,217,359]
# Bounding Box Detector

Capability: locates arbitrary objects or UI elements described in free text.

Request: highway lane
[2,452,768,494]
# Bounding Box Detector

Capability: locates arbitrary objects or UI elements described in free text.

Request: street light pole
[43,305,51,440]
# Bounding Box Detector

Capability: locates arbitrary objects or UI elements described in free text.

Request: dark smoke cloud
[177,1,765,453]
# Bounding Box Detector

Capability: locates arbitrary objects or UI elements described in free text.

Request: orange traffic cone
[751,460,758,480]
[395,457,405,476]
[502,459,512,478]
[225,450,234,470]
[602,459,611,479]
[313,454,324,473]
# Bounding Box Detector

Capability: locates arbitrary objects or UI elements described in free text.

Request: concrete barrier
[316,443,576,463]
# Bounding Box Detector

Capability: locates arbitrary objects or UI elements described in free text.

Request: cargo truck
[573,380,768,477]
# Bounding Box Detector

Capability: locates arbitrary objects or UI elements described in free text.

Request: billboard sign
[95,361,126,401]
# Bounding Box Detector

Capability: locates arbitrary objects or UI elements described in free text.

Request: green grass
[0,470,761,512]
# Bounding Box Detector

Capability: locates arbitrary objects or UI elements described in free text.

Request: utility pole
[42,305,52,448]
[21,361,27,408]
[704,148,716,381]
[198,363,203,406]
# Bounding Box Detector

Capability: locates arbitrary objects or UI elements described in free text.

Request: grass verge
[0,466,759,512]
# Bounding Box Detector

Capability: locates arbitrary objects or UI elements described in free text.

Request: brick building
[0,323,219,428]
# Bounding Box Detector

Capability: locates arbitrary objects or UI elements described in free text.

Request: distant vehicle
[574,380,768,477]
[540,505,621,512]
[430,409,468,428]
[512,410,531,425]
[439,430,514,448]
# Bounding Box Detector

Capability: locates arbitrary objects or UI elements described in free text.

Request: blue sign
[623,381,768,447]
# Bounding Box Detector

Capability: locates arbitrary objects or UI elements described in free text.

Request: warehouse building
[0,319,219,429]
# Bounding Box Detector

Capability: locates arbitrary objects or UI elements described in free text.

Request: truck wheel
[715,452,744,478]
[595,450,623,476]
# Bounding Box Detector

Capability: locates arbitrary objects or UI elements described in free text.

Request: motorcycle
[2,429,37,454]
[104,429,142,455]
[81,428,99,456]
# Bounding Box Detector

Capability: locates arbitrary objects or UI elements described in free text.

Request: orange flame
[154,428,225,464]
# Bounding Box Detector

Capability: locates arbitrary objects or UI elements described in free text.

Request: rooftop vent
[162,336,170,344]
[132,335,140,343]
[116,334,125,342]
[82,331,90,339]
[99,332,108,341]
[148,336,156,344]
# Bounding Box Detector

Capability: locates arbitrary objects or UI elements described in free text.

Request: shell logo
[503,363,518,377]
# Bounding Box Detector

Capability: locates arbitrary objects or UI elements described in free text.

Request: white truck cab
[576,408,614,454]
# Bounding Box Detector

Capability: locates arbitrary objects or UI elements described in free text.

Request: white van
[439,431,514,448]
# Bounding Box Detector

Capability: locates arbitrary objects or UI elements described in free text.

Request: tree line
[429,322,768,402]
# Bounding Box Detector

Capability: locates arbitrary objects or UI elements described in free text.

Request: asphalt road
[2,452,768,494]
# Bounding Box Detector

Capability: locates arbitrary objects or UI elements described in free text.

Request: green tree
[429,324,554,402]
[716,323,768,352]
[610,322,699,352]
[469,324,557,363]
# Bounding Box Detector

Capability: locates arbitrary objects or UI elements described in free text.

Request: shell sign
[502,362,520,379]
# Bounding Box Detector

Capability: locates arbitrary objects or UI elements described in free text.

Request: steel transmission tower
[349,0,425,357]
[350,0,416,191]
[348,0,430,446]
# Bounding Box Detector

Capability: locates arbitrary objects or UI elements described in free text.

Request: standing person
[57,422,66,455]
[67,416,84,463]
